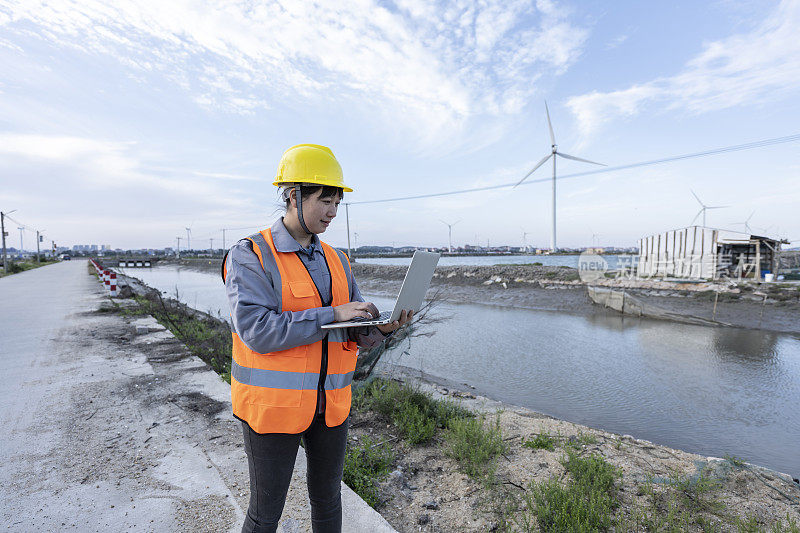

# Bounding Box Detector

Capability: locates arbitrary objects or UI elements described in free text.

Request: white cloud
[566,0,800,136]
[0,0,589,146]
[0,133,252,208]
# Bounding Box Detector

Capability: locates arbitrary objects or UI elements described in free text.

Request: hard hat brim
[273,178,353,193]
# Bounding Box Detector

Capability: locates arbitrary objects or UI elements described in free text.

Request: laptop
[322,250,440,329]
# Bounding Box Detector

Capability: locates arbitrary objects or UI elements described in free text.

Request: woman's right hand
[333,301,379,322]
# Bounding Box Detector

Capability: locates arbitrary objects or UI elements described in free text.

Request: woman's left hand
[376,309,414,335]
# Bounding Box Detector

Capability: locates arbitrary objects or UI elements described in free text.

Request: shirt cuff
[318,306,335,327]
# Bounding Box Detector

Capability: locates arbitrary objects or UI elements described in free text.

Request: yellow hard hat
[273,144,353,192]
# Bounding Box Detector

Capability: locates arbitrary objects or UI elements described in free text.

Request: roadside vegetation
[0,257,59,277]
[103,285,232,380]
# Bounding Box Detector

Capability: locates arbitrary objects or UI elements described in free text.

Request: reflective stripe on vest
[231,360,354,390]
[227,227,358,434]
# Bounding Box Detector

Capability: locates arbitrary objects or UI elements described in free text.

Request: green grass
[522,432,556,451]
[1,258,58,277]
[444,413,506,479]
[519,450,621,533]
[114,292,233,378]
[342,436,395,508]
[353,378,472,445]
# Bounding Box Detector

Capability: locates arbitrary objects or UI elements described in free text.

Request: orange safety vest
[222,228,358,434]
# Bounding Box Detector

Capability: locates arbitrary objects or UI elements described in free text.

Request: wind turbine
[514,102,605,252]
[440,220,460,253]
[732,211,755,235]
[690,190,729,227]
[185,226,192,251]
[521,228,532,252]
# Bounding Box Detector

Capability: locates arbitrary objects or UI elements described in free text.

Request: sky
[1,0,799,251]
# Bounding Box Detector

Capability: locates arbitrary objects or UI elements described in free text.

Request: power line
[346,133,800,205]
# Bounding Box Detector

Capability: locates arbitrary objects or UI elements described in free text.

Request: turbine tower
[185,226,192,251]
[690,190,729,227]
[440,220,460,254]
[514,102,605,252]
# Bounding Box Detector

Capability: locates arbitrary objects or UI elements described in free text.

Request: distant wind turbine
[690,190,729,227]
[514,102,605,252]
[440,220,460,253]
[185,226,192,251]
[732,211,756,234]
[521,228,532,252]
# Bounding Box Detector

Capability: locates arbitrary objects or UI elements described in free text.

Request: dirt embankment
[354,367,800,532]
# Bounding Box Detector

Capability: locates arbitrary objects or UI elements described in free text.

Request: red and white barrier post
[103,270,110,291]
[109,271,117,297]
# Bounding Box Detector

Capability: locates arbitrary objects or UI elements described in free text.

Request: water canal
[124,265,800,478]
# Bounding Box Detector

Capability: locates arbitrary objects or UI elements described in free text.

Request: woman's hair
[283,184,343,210]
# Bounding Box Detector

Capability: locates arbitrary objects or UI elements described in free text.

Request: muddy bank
[152,258,800,336]
[349,263,800,337]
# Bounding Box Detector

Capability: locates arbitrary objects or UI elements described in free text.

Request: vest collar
[271,218,322,256]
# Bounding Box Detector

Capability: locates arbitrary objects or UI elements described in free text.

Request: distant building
[637,226,783,280]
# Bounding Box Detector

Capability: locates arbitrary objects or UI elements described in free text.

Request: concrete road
[0,260,395,532]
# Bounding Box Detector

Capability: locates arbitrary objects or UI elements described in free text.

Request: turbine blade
[690,189,704,207]
[514,154,552,187]
[691,210,702,225]
[706,205,730,210]
[557,152,606,166]
[545,101,555,146]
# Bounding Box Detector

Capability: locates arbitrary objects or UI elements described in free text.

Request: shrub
[342,436,394,508]
[445,414,506,479]
[522,433,556,451]
[523,450,621,533]
[354,378,471,445]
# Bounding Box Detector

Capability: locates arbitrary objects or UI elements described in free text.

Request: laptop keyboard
[350,310,391,322]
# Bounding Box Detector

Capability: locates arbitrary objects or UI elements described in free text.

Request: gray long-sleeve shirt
[224,218,386,353]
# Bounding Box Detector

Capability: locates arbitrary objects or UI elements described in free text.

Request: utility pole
[345,203,352,261]
[36,230,43,263]
[1,210,13,274]
[176,236,181,259]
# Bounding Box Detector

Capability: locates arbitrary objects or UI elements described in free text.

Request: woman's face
[292,189,341,234]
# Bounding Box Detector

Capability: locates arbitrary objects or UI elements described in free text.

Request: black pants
[240,415,348,533]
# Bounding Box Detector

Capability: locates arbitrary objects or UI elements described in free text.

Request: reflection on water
[358,254,631,268]
[129,266,800,477]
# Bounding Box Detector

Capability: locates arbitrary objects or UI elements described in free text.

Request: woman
[222,144,412,533]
